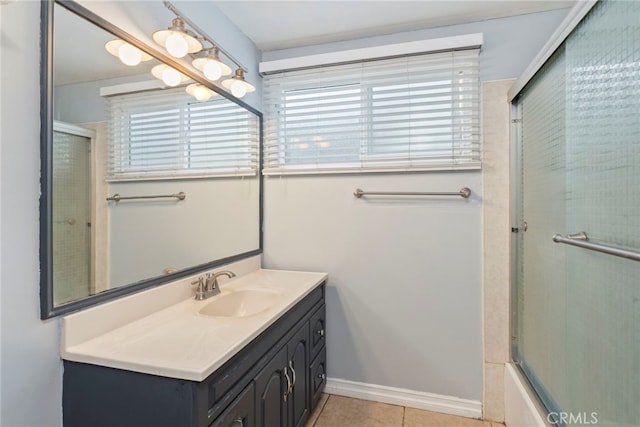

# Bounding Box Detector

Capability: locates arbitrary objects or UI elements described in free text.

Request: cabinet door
[255,346,288,427]
[287,321,310,427]
[210,382,255,427]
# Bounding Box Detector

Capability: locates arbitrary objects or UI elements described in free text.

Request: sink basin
[199,290,279,317]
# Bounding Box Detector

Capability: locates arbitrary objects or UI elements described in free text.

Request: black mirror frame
[40,0,263,319]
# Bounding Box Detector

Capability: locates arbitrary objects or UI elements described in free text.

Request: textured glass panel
[564,0,640,424]
[516,0,640,425]
[517,46,569,411]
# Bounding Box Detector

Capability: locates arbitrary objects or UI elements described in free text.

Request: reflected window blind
[107,88,259,181]
[262,49,480,175]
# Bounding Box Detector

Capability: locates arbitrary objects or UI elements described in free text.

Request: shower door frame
[508,101,559,423]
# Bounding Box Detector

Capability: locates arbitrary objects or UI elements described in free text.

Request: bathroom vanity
[61,269,327,427]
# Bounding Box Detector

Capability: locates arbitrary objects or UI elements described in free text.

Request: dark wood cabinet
[63,282,326,427]
[287,321,310,427]
[255,347,288,427]
[309,304,325,361]
[210,382,255,427]
[309,346,327,410]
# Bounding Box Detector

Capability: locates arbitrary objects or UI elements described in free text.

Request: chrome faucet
[205,270,236,297]
[191,270,236,300]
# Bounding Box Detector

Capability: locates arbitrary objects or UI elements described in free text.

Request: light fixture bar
[162,0,248,74]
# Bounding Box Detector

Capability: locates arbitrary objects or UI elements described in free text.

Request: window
[262,49,480,175]
[106,88,259,181]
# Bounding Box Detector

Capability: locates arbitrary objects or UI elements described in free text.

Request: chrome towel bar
[353,187,471,199]
[106,192,186,202]
[552,232,640,262]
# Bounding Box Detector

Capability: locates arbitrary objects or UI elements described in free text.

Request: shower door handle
[56,218,77,225]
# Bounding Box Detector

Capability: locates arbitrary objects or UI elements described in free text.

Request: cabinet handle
[283,366,292,401]
[289,360,296,388]
[232,418,244,427]
[316,329,325,337]
[318,373,326,381]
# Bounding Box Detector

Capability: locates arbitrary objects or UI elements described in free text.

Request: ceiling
[215,0,575,51]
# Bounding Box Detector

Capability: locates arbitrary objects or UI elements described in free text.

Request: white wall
[108,177,259,287]
[264,173,484,399]
[1,2,63,426]
[54,73,151,124]
[262,9,569,403]
[0,2,260,426]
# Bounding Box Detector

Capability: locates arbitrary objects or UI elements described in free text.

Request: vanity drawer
[209,382,255,427]
[309,346,327,409]
[309,304,326,361]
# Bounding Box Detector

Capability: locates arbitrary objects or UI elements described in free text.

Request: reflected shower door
[514,1,640,426]
[53,129,91,305]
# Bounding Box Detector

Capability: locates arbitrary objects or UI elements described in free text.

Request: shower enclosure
[52,123,93,305]
[512,0,639,425]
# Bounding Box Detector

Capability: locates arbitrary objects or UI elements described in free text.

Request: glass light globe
[194,85,212,102]
[165,32,188,58]
[117,43,142,66]
[230,80,247,98]
[162,67,182,87]
[203,60,222,81]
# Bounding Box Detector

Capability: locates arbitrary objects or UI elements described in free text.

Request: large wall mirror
[40,0,262,319]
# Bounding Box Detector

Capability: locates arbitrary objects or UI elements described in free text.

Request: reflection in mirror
[47,2,261,312]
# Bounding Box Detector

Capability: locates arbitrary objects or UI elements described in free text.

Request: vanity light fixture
[192,48,232,81]
[222,69,256,98]
[152,17,203,58]
[157,1,255,99]
[186,83,217,102]
[105,39,152,66]
[151,64,190,87]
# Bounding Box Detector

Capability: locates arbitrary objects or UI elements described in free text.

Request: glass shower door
[514,1,640,425]
[53,129,92,305]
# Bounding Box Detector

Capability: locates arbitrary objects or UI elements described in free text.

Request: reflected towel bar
[552,232,640,262]
[353,187,471,199]
[106,192,186,202]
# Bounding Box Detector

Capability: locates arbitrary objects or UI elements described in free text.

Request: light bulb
[165,32,188,58]
[230,80,247,98]
[194,85,212,102]
[203,60,222,81]
[162,67,181,86]
[117,43,142,66]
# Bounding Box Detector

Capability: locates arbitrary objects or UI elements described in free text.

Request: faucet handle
[190,276,206,300]
[204,272,215,291]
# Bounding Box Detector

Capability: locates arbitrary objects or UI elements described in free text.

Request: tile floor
[306,394,504,427]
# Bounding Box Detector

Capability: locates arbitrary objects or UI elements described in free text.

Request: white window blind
[106,88,259,181]
[262,49,480,175]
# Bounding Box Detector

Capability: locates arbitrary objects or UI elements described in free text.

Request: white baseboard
[325,377,482,419]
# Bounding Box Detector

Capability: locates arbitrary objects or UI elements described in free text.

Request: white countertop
[61,269,327,381]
